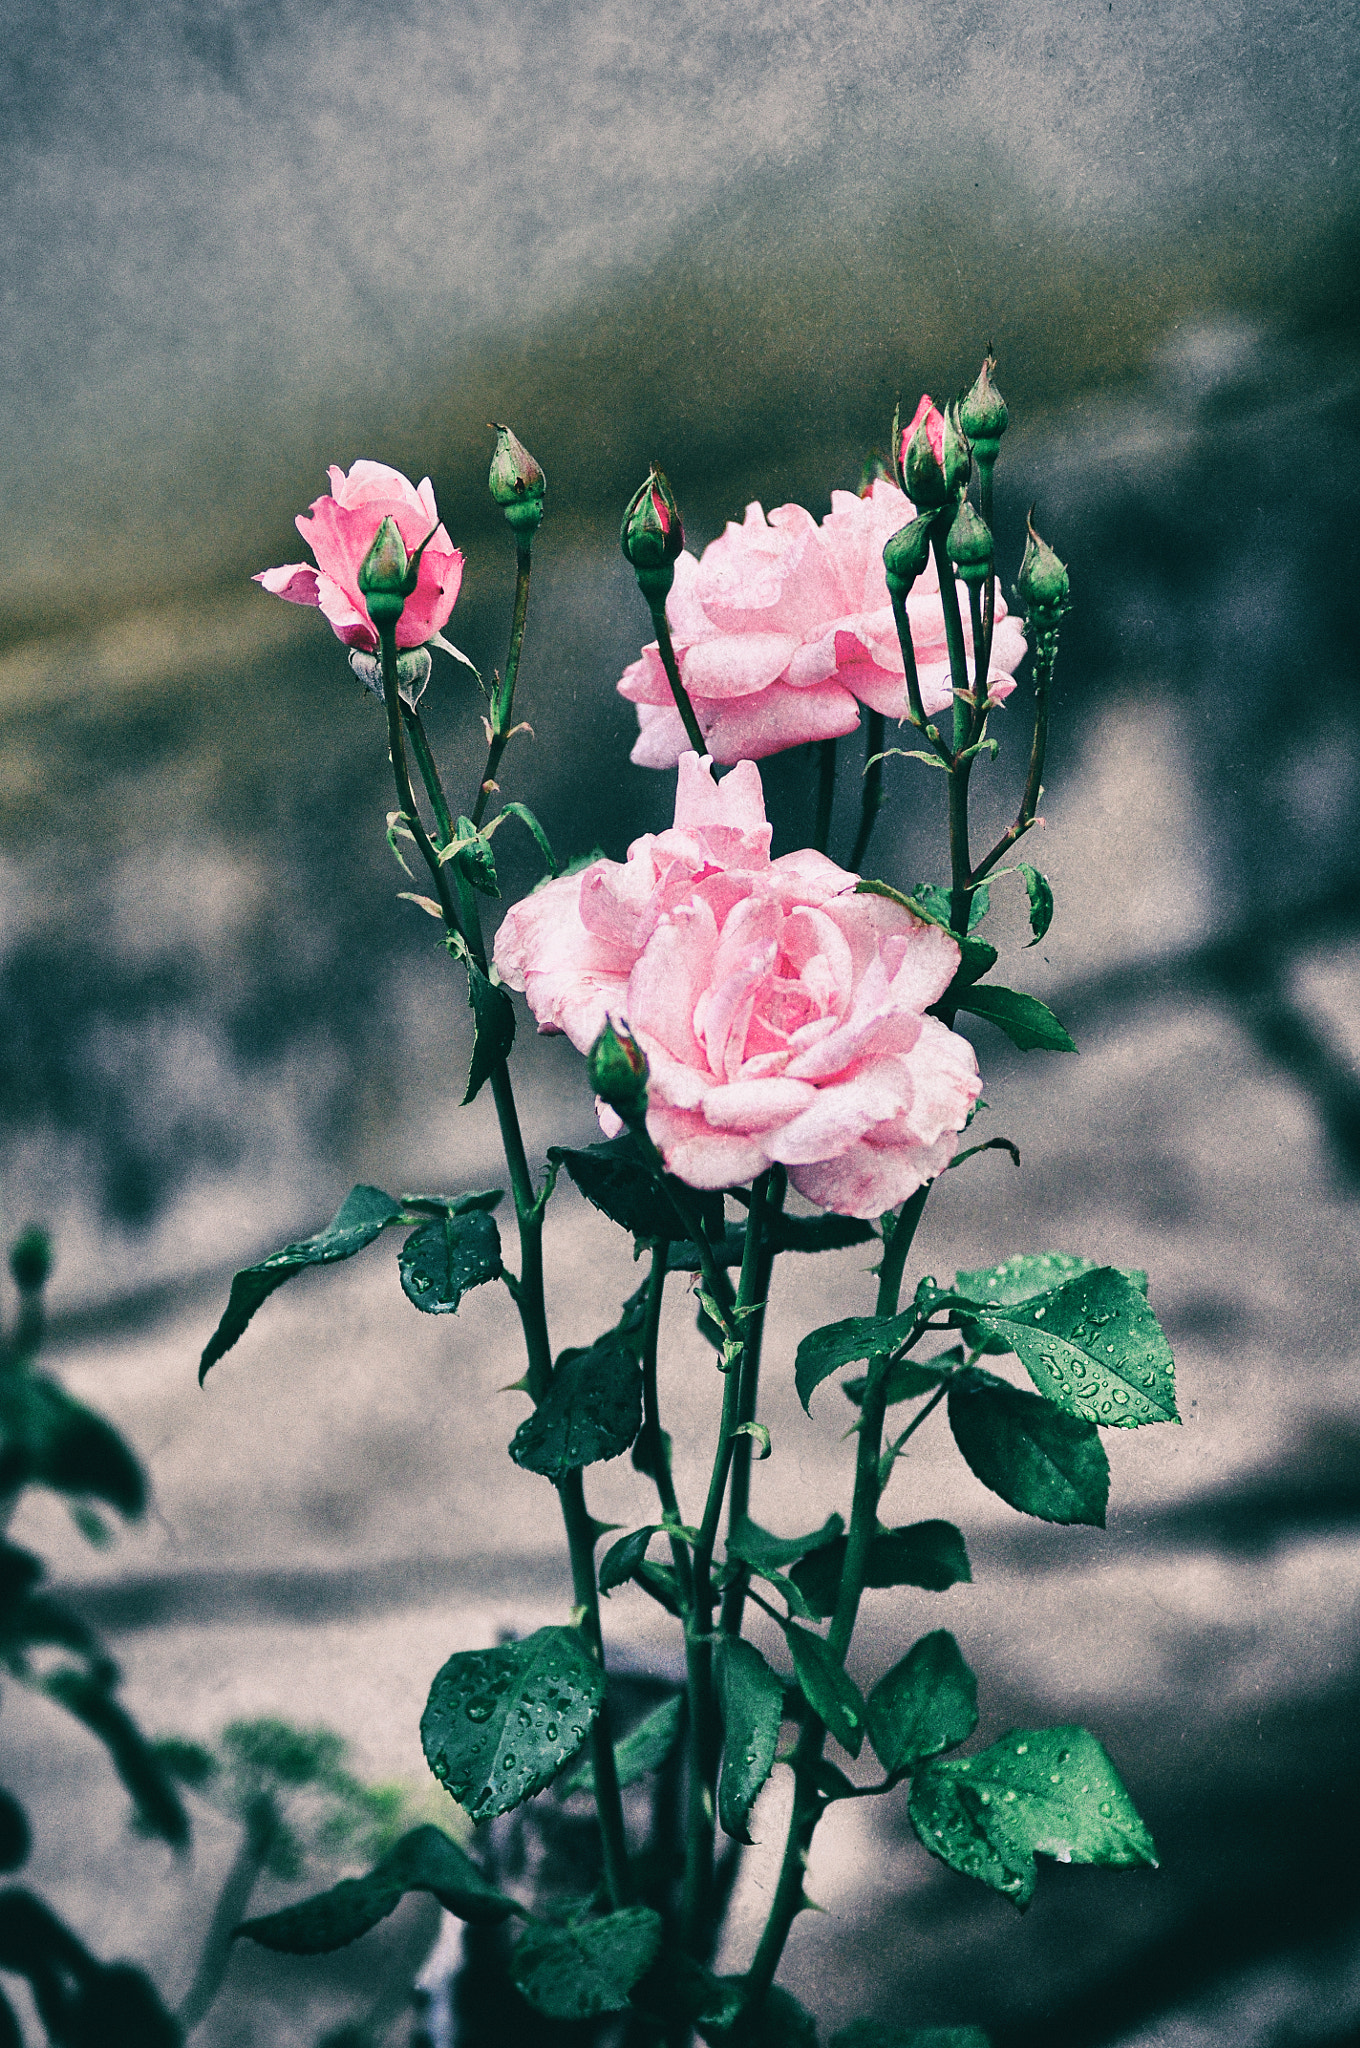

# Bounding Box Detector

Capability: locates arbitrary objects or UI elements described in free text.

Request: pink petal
[682,632,799,700]
[255,563,321,607]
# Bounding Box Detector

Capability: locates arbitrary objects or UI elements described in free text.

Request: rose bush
[255,460,464,652]
[617,476,1026,768]
[494,752,981,1217]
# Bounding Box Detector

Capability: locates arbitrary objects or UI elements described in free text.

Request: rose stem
[384,622,633,1911]
[681,1170,773,1955]
[402,705,454,847]
[813,739,837,856]
[849,713,886,872]
[930,531,977,939]
[648,601,708,757]
[978,459,997,694]
[971,619,1058,884]
[738,1184,930,2021]
[472,542,533,828]
[720,1165,787,1638]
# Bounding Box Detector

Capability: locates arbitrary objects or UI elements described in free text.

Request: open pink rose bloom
[493,754,982,1217]
[254,460,464,652]
[619,477,1026,767]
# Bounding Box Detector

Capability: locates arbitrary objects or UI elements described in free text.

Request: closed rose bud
[9,1225,50,1294]
[1017,510,1070,619]
[357,515,410,628]
[488,423,546,537]
[882,511,935,598]
[945,499,993,586]
[588,1020,650,1123]
[959,354,1008,468]
[899,395,949,510]
[621,467,685,602]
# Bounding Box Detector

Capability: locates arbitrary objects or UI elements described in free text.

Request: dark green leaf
[842,1355,957,1407]
[237,1825,517,1952]
[789,1521,971,1618]
[668,1224,746,1270]
[562,1694,684,1796]
[0,1374,144,1518]
[865,1631,978,1777]
[510,1905,663,2020]
[727,1513,844,1572]
[199,1184,402,1380]
[716,1638,785,1843]
[1017,863,1054,944]
[421,1626,605,1821]
[494,801,559,879]
[508,1338,642,1480]
[598,1525,659,1594]
[398,1210,502,1314]
[785,1626,865,1756]
[725,1200,875,1255]
[832,2026,989,2048]
[531,844,604,894]
[948,1371,1109,1525]
[951,984,1076,1053]
[909,882,990,932]
[964,1267,1178,1428]
[954,1252,1148,1304]
[0,1792,28,1874]
[547,1138,723,1243]
[634,1558,684,1617]
[703,1984,818,2048]
[43,1670,188,1847]
[795,1312,917,1413]
[463,960,516,1104]
[908,1725,1158,1907]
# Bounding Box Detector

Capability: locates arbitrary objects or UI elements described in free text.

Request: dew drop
[978,1790,992,1805]
[1057,1749,1071,1764]
[1049,1772,1062,1784]
[958,1759,972,1771]
[546,1723,558,1740]
[1015,1743,1028,1755]
[1098,1799,1113,1816]
[1071,1361,1086,1377]
[1033,1306,1046,1319]
[1003,1789,1017,1802]
[465,1698,495,1723]
[1114,1388,1129,1403]
[501,1752,516,1770]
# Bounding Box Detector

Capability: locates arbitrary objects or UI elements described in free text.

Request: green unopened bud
[588,1020,650,1123]
[9,1225,50,1294]
[945,499,993,587]
[488,423,545,537]
[959,354,1008,467]
[621,467,685,604]
[1017,510,1070,619]
[941,400,972,497]
[882,513,935,598]
[357,516,409,629]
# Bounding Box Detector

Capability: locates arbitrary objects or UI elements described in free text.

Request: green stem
[875,1186,930,1318]
[720,1167,786,1637]
[978,460,997,697]
[972,622,1059,885]
[967,580,990,746]
[558,1468,633,1909]
[472,544,533,827]
[931,530,973,757]
[403,705,455,846]
[813,739,837,856]
[379,626,465,937]
[849,714,886,873]
[681,1172,772,1956]
[649,601,708,757]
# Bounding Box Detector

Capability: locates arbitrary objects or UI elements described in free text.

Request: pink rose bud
[882,511,935,598]
[622,466,685,605]
[1017,510,1070,620]
[959,354,1008,467]
[357,516,410,630]
[488,423,546,537]
[588,1020,650,1124]
[898,394,949,508]
[945,499,993,587]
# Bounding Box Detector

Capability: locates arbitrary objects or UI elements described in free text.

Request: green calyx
[357,516,410,627]
[946,500,994,587]
[621,467,685,579]
[903,415,950,511]
[588,1021,650,1124]
[1017,510,1070,621]
[488,423,545,536]
[941,400,973,497]
[883,513,936,598]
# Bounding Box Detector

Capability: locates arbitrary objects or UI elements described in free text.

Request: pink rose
[254,460,464,652]
[617,479,1025,768]
[493,753,981,1218]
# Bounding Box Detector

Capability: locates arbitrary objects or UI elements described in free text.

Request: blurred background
[2,0,1359,2040]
